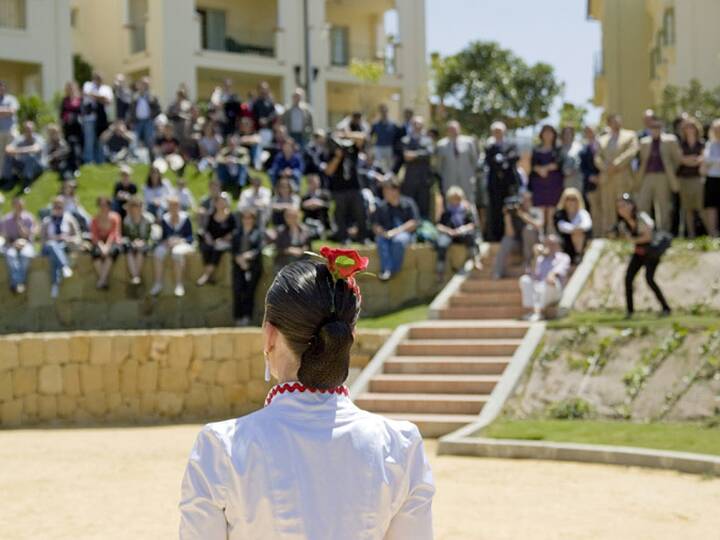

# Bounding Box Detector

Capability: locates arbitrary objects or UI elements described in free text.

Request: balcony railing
[329,33,399,76]
[0,0,26,30]
[196,8,275,57]
[129,22,146,54]
[593,51,604,77]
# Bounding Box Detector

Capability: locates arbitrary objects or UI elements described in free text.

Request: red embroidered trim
[264,382,349,407]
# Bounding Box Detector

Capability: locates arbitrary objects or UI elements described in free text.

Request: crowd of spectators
[1,74,719,323]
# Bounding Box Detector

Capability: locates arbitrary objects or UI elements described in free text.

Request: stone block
[27,269,51,308]
[250,355,266,380]
[185,386,210,415]
[216,361,237,386]
[81,391,107,417]
[69,336,90,363]
[0,371,11,401]
[19,337,44,367]
[234,332,263,360]
[24,394,38,420]
[157,392,184,417]
[159,367,189,393]
[138,362,158,393]
[80,365,103,394]
[193,333,212,361]
[139,393,158,418]
[223,383,248,407]
[199,360,218,384]
[113,395,140,421]
[44,336,71,365]
[111,335,132,364]
[13,367,37,397]
[208,385,227,415]
[62,365,81,396]
[168,335,193,370]
[107,392,122,411]
[1,399,23,426]
[57,395,77,419]
[130,334,151,362]
[149,335,170,364]
[102,365,120,393]
[89,335,113,365]
[38,365,63,395]
[120,360,138,395]
[38,395,57,421]
[188,358,203,382]
[212,333,233,361]
[0,338,19,371]
[248,380,271,403]
[236,357,250,382]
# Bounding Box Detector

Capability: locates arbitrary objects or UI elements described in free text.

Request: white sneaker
[130,276,141,285]
[50,284,59,299]
[174,284,185,297]
[528,312,543,322]
[150,282,163,296]
[62,266,73,279]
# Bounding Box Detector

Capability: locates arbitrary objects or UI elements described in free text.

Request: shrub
[547,398,594,420]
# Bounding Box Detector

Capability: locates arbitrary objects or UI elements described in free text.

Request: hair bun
[299,319,354,389]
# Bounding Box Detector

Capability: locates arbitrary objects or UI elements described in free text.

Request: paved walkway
[1,425,718,539]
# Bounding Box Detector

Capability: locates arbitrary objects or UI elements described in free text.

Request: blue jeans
[1,154,43,186]
[217,163,248,190]
[3,243,35,288]
[134,118,155,158]
[42,241,70,285]
[376,232,413,275]
[82,118,104,164]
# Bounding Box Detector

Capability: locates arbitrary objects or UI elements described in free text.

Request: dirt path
[0,425,717,539]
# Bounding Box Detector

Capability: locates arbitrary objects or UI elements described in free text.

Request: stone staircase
[354,243,531,437]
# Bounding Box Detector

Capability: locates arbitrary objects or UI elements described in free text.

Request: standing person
[519,235,571,322]
[122,196,154,285]
[90,196,122,290]
[282,88,313,148]
[59,81,83,175]
[554,187,593,263]
[129,77,161,161]
[151,196,194,297]
[252,81,277,148]
[0,197,37,294]
[112,74,132,122]
[594,114,639,236]
[579,125,600,220]
[197,193,237,286]
[0,80,19,178]
[370,103,398,172]
[231,208,263,326]
[529,125,564,232]
[41,196,81,298]
[703,119,720,237]
[637,118,682,233]
[2,121,45,192]
[436,121,479,214]
[325,133,368,243]
[434,186,481,280]
[560,126,583,191]
[400,116,434,220]
[483,121,520,241]
[676,117,707,238]
[166,85,193,142]
[220,79,242,139]
[372,179,420,281]
[81,72,113,164]
[179,253,434,539]
[615,193,671,318]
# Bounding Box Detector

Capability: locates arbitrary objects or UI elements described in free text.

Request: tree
[73,54,93,86]
[431,41,563,136]
[659,78,720,127]
[348,59,385,117]
[558,102,588,131]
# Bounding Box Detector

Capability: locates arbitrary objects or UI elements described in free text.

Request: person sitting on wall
[0,196,37,294]
[273,206,311,273]
[301,173,332,240]
[270,176,301,228]
[238,175,272,230]
[40,196,81,299]
[519,234,571,321]
[269,139,304,190]
[89,196,122,290]
[434,186,481,281]
[122,196,155,286]
[151,196,194,298]
[197,193,237,287]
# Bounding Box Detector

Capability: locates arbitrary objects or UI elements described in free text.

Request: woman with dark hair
[197,193,236,286]
[615,193,671,318]
[143,163,172,219]
[231,208,264,326]
[677,117,706,237]
[180,249,435,538]
[59,81,83,174]
[530,124,564,232]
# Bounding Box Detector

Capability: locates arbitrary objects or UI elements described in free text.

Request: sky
[425,0,602,127]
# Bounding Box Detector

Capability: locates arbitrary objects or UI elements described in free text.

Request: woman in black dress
[59,81,83,174]
[231,208,264,326]
[197,193,237,286]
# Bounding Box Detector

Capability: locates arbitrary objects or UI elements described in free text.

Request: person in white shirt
[179,253,435,539]
[0,80,19,177]
[237,174,272,229]
[553,187,593,263]
[81,72,113,164]
[702,119,720,237]
[519,234,571,321]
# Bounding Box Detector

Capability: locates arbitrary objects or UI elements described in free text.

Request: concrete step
[409,324,528,340]
[369,374,501,394]
[471,267,524,279]
[449,291,523,307]
[384,356,511,375]
[375,413,480,438]
[461,279,519,293]
[397,339,522,357]
[439,306,526,320]
[355,392,488,414]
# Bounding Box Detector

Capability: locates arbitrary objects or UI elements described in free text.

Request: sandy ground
[0,425,718,540]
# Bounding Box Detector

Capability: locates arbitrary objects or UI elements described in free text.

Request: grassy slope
[356,303,429,329]
[548,311,720,330]
[483,419,720,456]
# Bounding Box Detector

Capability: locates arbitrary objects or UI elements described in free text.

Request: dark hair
[538,124,558,147]
[616,192,638,225]
[265,260,360,389]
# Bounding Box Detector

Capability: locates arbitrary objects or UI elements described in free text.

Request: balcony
[329,29,398,75]
[0,0,25,30]
[126,0,147,54]
[195,0,277,58]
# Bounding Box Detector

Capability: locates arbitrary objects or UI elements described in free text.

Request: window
[662,8,675,46]
[330,26,349,66]
[197,8,227,51]
[128,0,148,54]
[0,0,26,30]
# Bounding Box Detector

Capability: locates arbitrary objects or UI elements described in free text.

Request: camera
[503,195,522,215]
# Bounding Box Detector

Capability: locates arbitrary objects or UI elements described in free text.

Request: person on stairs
[519,235,570,321]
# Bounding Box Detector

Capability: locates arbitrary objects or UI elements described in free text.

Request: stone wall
[0,328,389,427]
[0,244,467,334]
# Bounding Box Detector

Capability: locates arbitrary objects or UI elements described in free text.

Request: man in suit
[484,121,520,241]
[637,118,682,232]
[400,116,434,220]
[594,114,639,235]
[436,121,479,211]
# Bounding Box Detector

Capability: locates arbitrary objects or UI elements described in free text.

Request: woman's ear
[263,321,277,353]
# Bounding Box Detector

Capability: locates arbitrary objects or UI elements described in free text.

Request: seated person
[112,164,138,218]
[197,193,237,286]
[231,208,264,326]
[90,196,122,290]
[269,140,304,189]
[519,235,571,321]
[303,129,328,177]
[143,163,173,219]
[153,123,182,161]
[196,177,222,233]
[301,173,331,239]
[216,135,250,194]
[41,196,81,298]
[122,196,155,285]
[0,196,37,294]
[197,122,223,172]
[174,177,196,213]
[45,124,72,181]
[59,180,92,232]
[492,190,543,279]
[434,186,481,280]
[99,119,135,164]
[238,116,263,170]
[273,207,311,272]
[238,175,272,229]
[2,121,44,192]
[372,178,420,281]
[554,187,592,263]
[270,176,301,227]
[151,196,193,297]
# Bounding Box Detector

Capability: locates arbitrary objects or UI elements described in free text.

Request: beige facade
[589,0,720,130]
[0,0,73,100]
[69,0,428,127]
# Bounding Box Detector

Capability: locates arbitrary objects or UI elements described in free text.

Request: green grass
[548,311,720,331]
[482,419,720,456]
[357,303,429,329]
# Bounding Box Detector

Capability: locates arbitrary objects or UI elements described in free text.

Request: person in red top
[90,196,122,289]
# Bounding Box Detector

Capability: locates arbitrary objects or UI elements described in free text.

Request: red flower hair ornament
[306,246,371,302]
